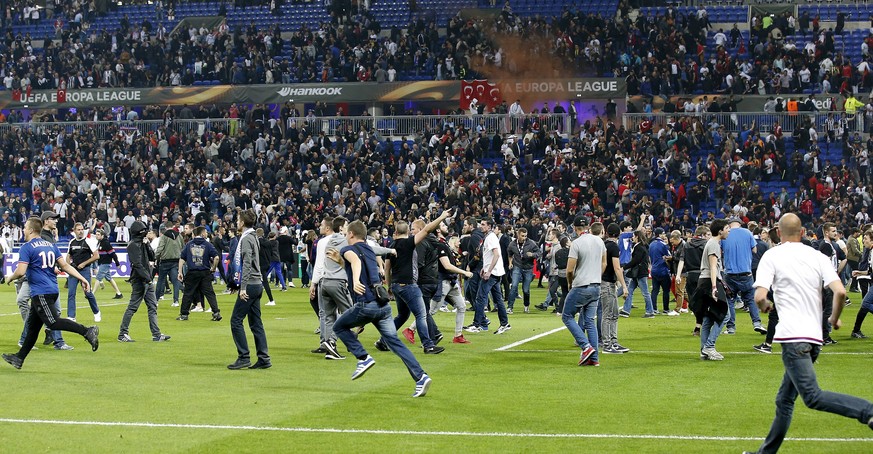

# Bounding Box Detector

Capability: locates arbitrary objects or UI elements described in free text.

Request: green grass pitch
[0,280,870,453]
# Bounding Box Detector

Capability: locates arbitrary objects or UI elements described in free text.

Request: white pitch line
[494,326,566,351]
[506,349,873,356]
[0,418,870,443]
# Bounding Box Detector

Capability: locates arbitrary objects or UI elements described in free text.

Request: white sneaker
[94,312,102,322]
[667,310,679,316]
[68,317,77,322]
[701,347,724,361]
[266,301,276,306]
[191,306,203,312]
[679,308,689,313]
[205,308,212,313]
[289,282,296,288]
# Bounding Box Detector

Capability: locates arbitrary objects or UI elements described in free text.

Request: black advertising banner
[1,78,627,110]
[627,94,845,113]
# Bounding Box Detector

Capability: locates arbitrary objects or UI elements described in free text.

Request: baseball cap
[573,218,588,228]
[727,216,742,224]
[41,211,59,221]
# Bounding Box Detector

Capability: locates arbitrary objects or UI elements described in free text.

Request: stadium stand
[0,0,870,248]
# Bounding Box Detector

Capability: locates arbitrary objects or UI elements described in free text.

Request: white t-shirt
[754,242,840,345]
[482,232,505,277]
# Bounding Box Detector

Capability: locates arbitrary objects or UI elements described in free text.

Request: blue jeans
[700,313,726,350]
[230,283,269,363]
[725,273,762,329]
[756,342,873,453]
[268,261,285,288]
[334,300,426,381]
[464,272,481,307]
[156,261,180,304]
[67,268,100,319]
[507,267,534,310]
[390,283,434,348]
[473,275,508,328]
[562,285,600,360]
[622,276,653,314]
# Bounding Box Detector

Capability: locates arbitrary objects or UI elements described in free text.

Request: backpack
[555,247,569,270]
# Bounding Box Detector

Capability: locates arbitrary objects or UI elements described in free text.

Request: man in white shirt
[747,213,873,454]
[470,218,510,334]
[563,219,607,367]
[713,29,728,47]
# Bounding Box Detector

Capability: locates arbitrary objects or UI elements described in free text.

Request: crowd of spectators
[621,5,873,98]
[0,91,863,258]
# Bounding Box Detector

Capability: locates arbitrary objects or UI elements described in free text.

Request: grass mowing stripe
[0,301,132,317]
[493,326,566,351]
[0,418,871,442]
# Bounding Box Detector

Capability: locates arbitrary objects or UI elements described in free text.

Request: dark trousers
[282,260,296,285]
[119,280,162,338]
[261,276,274,302]
[765,307,780,344]
[230,283,269,362]
[651,275,672,312]
[822,287,834,339]
[180,269,220,316]
[419,283,441,339]
[155,261,180,303]
[17,293,87,362]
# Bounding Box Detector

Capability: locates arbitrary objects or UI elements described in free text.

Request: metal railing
[0,114,572,139]
[623,112,868,137]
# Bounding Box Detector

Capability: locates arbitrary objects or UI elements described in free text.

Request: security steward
[176,226,222,321]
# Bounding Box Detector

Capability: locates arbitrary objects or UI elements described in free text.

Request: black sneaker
[753,343,772,354]
[852,331,868,339]
[322,341,343,360]
[535,304,548,311]
[374,339,389,352]
[434,333,444,345]
[152,334,171,342]
[113,293,124,300]
[227,359,252,370]
[619,310,630,318]
[42,329,54,345]
[250,360,272,369]
[176,315,188,321]
[823,337,837,346]
[692,327,701,336]
[2,353,22,369]
[84,326,99,351]
[424,346,445,354]
[612,343,630,353]
[311,345,328,354]
[212,313,222,322]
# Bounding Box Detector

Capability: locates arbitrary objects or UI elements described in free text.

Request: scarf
[233,228,254,286]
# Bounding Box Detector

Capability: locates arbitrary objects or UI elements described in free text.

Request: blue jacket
[648,238,671,278]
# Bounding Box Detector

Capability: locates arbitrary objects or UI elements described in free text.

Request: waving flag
[460,79,502,111]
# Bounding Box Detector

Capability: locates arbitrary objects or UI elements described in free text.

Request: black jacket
[128,237,155,283]
[623,242,650,279]
[277,234,297,263]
